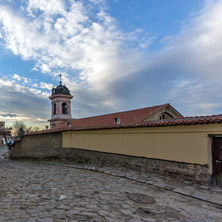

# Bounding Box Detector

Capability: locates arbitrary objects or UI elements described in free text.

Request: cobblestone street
[0,146,222,222]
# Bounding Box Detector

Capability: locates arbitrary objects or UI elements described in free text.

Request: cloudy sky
[0,0,222,127]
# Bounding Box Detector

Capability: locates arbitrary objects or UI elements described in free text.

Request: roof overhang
[49,94,73,99]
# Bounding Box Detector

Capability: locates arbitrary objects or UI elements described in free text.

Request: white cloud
[89,0,105,4]
[13,74,22,81]
[0,0,146,114]
[40,82,53,90]
[0,75,50,126]
[26,0,65,15]
[40,64,51,73]
[0,0,135,80]
[158,0,222,115]
[0,0,222,122]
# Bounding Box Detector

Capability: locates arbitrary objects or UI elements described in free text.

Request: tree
[11,121,45,137]
[25,126,33,133]
[11,121,26,137]
[32,126,40,132]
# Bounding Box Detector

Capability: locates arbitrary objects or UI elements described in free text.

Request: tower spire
[49,75,73,129]
[59,73,62,85]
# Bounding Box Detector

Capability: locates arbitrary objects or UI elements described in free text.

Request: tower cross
[59,73,62,85]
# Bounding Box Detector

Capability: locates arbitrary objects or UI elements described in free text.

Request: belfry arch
[48,75,73,129]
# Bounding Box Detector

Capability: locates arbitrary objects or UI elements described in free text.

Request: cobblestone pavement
[0,147,222,221]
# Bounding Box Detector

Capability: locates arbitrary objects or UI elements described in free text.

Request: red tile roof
[53,103,169,129]
[25,113,222,136]
[24,103,222,136]
[140,114,222,127]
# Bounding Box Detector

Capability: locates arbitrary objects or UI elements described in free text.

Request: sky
[0,0,222,128]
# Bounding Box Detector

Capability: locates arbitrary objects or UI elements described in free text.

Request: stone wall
[60,147,211,184]
[0,135,3,146]
[10,132,211,184]
[10,133,62,159]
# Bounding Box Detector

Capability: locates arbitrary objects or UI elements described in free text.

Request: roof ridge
[168,113,222,120]
[139,103,169,123]
[70,103,169,122]
[24,113,222,136]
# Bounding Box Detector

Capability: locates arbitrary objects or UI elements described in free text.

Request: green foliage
[12,121,26,136]
[11,121,45,136]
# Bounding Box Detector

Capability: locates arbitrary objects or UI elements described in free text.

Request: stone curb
[38,161,222,207]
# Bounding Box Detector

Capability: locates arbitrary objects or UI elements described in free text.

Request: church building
[48,77,183,129]
[10,78,222,186]
[48,75,73,129]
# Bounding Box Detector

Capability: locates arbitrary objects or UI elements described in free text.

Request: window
[53,103,56,115]
[159,114,166,120]
[159,112,174,120]
[114,117,121,124]
[62,102,68,114]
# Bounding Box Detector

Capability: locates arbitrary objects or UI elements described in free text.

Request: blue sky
[0,0,222,127]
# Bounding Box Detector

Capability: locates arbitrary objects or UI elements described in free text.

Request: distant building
[0,121,5,146]
[48,78,182,129]
[10,77,222,186]
[0,121,5,130]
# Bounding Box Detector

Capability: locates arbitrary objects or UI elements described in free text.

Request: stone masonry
[1,145,222,222]
[60,147,211,184]
[10,133,211,184]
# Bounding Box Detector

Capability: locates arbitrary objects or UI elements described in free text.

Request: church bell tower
[48,74,73,128]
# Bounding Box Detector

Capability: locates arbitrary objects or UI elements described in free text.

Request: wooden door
[212,137,222,186]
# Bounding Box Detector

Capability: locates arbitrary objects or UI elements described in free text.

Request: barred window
[62,102,68,114]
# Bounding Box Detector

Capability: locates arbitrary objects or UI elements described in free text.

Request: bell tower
[48,74,73,128]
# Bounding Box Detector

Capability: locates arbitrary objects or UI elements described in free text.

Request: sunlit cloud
[0,0,222,126]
